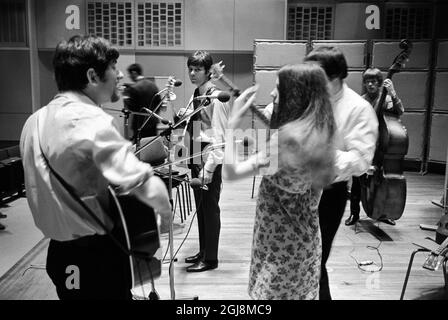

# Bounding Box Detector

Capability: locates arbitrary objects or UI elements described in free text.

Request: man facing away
[304,46,379,300]
[20,35,171,300]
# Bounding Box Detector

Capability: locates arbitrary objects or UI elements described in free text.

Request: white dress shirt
[20,91,153,241]
[332,83,379,182]
[185,81,230,173]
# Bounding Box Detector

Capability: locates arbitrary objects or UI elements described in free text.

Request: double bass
[360,39,412,221]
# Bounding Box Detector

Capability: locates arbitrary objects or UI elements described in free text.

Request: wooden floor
[0,171,447,300]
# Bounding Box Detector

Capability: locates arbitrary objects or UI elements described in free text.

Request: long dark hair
[271,63,335,135]
[270,63,336,189]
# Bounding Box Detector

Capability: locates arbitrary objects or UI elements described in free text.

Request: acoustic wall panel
[437,41,448,69]
[434,72,448,112]
[400,112,425,160]
[312,41,366,68]
[254,70,277,106]
[429,114,448,162]
[135,0,184,49]
[387,72,428,111]
[345,71,363,95]
[372,41,430,69]
[254,41,308,69]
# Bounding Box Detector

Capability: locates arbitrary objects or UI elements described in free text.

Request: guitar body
[108,187,162,290]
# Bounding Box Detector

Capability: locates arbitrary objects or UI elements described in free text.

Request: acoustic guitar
[108,186,162,291]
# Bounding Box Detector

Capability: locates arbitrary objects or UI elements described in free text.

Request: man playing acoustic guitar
[20,35,171,300]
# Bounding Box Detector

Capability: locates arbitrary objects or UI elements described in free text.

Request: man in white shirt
[20,35,171,299]
[304,46,379,300]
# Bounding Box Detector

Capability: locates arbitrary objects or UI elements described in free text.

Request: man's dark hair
[304,46,348,80]
[187,50,213,74]
[127,63,143,76]
[53,35,119,91]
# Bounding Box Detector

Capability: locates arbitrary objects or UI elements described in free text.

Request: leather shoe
[186,260,218,272]
[185,252,203,264]
[345,214,359,226]
[0,223,5,230]
[378,217,396,225]
[0,213,6,219]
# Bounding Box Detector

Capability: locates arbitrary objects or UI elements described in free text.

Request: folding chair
[400,237,448,300]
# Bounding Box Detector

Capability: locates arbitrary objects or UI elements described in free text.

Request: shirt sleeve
[386,94,404,116]
[334,104,378,182]
[203,99,229,173]
[91,117,153,194]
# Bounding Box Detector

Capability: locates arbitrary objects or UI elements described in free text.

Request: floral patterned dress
[248,168,322,300]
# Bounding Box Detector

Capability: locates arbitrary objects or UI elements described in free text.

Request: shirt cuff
[204,161,217,173]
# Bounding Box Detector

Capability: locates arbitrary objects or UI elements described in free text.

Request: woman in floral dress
[223,63,336,299]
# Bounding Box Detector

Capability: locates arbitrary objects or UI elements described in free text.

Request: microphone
[193,91,231,103]
[189,178,209,191]
[142,107,170,125]
[172,79,183,87]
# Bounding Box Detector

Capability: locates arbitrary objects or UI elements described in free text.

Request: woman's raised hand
[228,84,259,129]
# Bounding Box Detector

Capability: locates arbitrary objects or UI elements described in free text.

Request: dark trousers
[46,233,132,300]
[350,176,361,215]
[191,164,222,262]
[318,181,348,300]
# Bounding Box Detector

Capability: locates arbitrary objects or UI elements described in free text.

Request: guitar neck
[217,73,270,127]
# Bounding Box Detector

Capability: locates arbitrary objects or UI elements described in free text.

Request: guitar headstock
[390,39,413,74]
[210,61,225,82]
[165,76,177,101]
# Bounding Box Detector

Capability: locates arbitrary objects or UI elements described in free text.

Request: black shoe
[378,218,396,226]
[186,260,218,272]
[0,213,6,219]
[185,252,203,264]
[0,223,5,230]
[345,214,359,226]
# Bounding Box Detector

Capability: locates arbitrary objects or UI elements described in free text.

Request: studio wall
[0,0,446,171]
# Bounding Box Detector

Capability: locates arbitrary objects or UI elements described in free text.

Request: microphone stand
[133,98,203,300]
[134,86,173,154]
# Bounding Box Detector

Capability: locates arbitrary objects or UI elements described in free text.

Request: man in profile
[20,35,171,299]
